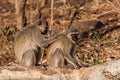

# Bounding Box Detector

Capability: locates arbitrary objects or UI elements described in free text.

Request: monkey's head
[69,29,81,43]
[35,19,48,35]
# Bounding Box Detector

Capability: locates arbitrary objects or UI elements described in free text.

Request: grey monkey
[46,30,87,69]
[14,19,62,67]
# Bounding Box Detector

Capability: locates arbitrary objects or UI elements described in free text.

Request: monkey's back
[13,25,42,63]
[47,35,73,62]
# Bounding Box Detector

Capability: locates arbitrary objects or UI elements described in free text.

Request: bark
[0,60,120,80]
[15,0,46,30]
[15,0,26,30]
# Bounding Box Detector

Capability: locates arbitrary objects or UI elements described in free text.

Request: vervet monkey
[13,19,62,67]
[48,48,64,68]
[46,29,86,69]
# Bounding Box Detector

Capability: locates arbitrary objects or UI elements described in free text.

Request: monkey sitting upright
[13,19,62,68]
[46,29,87,69]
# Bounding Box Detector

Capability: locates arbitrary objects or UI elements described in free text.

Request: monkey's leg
[64,53,81,69]
[49,48,64,68]
[21,49,36,67]
[72,48,88,67]
[73,53,89,67]
[39,49,45,63]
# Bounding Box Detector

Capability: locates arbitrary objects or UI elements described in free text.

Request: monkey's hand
[55,34,64,39]
[41,46,47,50]
[41,34,64,47]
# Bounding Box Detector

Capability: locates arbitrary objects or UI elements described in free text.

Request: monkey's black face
[41,26,48,35]
[70,29,81,42]
[71,33,79,42]
[37,19,48,35]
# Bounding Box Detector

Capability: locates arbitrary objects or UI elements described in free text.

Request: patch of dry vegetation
[0,0,119,67]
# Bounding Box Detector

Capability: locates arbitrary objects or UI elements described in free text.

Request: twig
[50,0,54,32]
[68,9,78,29]
[67,0,86,32]
[117,0,120,8]
[106,0,120,12]
[86,10,120,20]
[92,10,116,19]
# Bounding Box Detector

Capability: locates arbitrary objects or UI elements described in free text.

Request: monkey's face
[70,29,82,43]
[37,19,48,35]
[71,33,80,43]
[71,33,79,42]
[39,25,48,35]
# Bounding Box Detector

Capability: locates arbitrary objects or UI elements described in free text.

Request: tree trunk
[15,0,26,30]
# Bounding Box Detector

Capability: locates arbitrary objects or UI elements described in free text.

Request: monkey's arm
[34,30,63,48]
[40,34,63,47]
[41,34,63,47]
